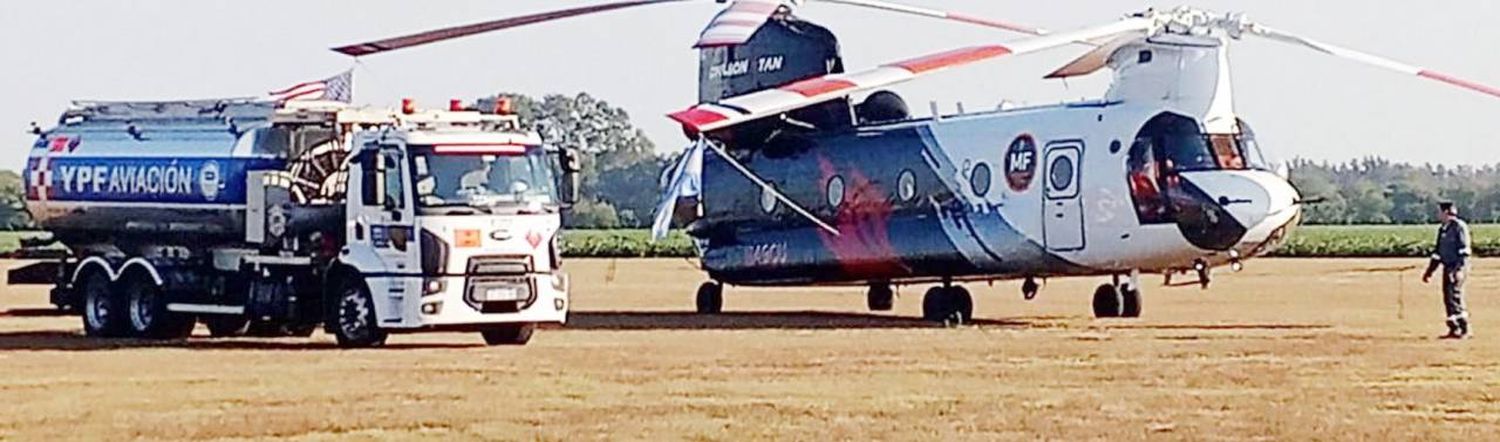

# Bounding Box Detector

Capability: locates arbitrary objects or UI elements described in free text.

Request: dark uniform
[1425,217,1473,337]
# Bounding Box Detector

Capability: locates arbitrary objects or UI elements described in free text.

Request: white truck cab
[338,112,574,345]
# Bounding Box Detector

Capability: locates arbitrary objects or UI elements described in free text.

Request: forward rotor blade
[1043,32,1143,79]
[817,0,1048,36]
[1247,24,1500,99]
[332,0,691,56]
[669,17,1153,133]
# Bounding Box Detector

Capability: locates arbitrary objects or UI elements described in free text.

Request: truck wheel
[124,276,195,339]
[203,316,250,337]
[80,271,127,338]
[480,324,535,346]
[333,279,387,348]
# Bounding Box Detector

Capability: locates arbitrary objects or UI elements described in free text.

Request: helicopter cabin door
[1042,141,1085,251]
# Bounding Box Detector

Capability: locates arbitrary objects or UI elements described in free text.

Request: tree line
[1290,158,1500,225]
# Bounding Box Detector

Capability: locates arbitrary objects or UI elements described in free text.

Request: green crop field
[1275,224,1500,258]
[1,226,1493,258]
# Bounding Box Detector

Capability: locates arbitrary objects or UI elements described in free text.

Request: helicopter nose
[1183,170,1301,244]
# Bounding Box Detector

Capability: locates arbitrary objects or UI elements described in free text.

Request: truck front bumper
[415,272,569,327]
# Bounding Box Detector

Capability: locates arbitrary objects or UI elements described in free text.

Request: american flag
[268,70,352,103]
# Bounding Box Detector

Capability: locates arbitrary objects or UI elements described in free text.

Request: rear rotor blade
[332,0,691,56]
[670,17,1154,133]
[1247,24,1500,99]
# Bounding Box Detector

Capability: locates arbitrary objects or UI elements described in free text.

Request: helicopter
[335,0,1499,322]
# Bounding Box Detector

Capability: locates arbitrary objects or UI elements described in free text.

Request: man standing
[1423,202,1473,339]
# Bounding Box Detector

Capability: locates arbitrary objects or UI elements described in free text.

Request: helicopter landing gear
[1092,271,1143,318]
[1194,259,1212,289]
[922,281,973,324]
[695,281,724,314]
[867,282,894,312]
[1021,276,1040,301]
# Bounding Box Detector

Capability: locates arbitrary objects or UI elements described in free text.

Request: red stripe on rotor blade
[782,78,858,97]
[727,1,780,14]
[708,18,770,28]
[1417,70,1500,99]
[889,45,1013,74]
[668,108,730,129]
[947,13,1045,35]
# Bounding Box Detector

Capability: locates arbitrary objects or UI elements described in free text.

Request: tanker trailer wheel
[480,324,535,346]
[124,275,195,339]
[80,270,127,338]
[333,279,387,348]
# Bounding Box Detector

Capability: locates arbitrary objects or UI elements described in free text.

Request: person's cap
[1439,201,1456,212]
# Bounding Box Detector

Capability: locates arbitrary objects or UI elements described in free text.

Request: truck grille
[465,276,536,312]
[467,255,532,275]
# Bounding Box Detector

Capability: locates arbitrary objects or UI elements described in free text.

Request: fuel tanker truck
[9,98,580,347]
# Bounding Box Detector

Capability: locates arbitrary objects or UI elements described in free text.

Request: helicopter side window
[1126,138,1171,224]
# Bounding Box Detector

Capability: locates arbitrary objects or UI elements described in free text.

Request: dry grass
[1,258,1498,441]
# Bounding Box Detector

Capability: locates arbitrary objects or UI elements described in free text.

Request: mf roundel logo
[1004,134,1038,192]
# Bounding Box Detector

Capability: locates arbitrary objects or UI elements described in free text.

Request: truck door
[1042,141,1085,251]
[349,144,420,326]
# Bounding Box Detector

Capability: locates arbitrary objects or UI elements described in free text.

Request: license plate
[483,287,522,301]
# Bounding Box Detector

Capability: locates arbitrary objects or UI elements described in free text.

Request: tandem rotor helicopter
[336,0,1500,322]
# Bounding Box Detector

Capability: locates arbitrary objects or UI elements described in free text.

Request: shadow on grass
[1,308,72,317]
[560,310,1043,331]
[1109,323,1332,331]
[0,331,479,352]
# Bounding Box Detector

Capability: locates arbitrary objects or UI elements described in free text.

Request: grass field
[1,258,1498,440]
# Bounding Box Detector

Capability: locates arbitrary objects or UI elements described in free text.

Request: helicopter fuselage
[692,100,1302,286]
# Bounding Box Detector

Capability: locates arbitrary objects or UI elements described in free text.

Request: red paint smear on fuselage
[815,156,910,280]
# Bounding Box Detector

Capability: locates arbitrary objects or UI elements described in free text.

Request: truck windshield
[409,146,557,213]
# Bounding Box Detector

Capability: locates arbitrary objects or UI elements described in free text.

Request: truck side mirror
[559,148,582,205]
[560,148,582,173]
[560,170,580,206]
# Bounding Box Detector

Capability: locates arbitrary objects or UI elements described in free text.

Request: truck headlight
[423,278,445,296]
[420,228,448,275]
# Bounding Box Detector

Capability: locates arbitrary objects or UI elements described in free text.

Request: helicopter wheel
[1092,283,1123,318]
[867,282,894,312]
[695,282,723,314]
[921,286,973,324]
[1120,284,1143,318]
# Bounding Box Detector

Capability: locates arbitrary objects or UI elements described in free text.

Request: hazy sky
[2,0,1496,171]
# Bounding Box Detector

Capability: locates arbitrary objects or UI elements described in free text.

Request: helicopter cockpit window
[1158,131,1217,172]
[1236,119,1273,171]
[1209,134,1246,170]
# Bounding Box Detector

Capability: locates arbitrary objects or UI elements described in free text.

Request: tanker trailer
[9,98,580,347]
